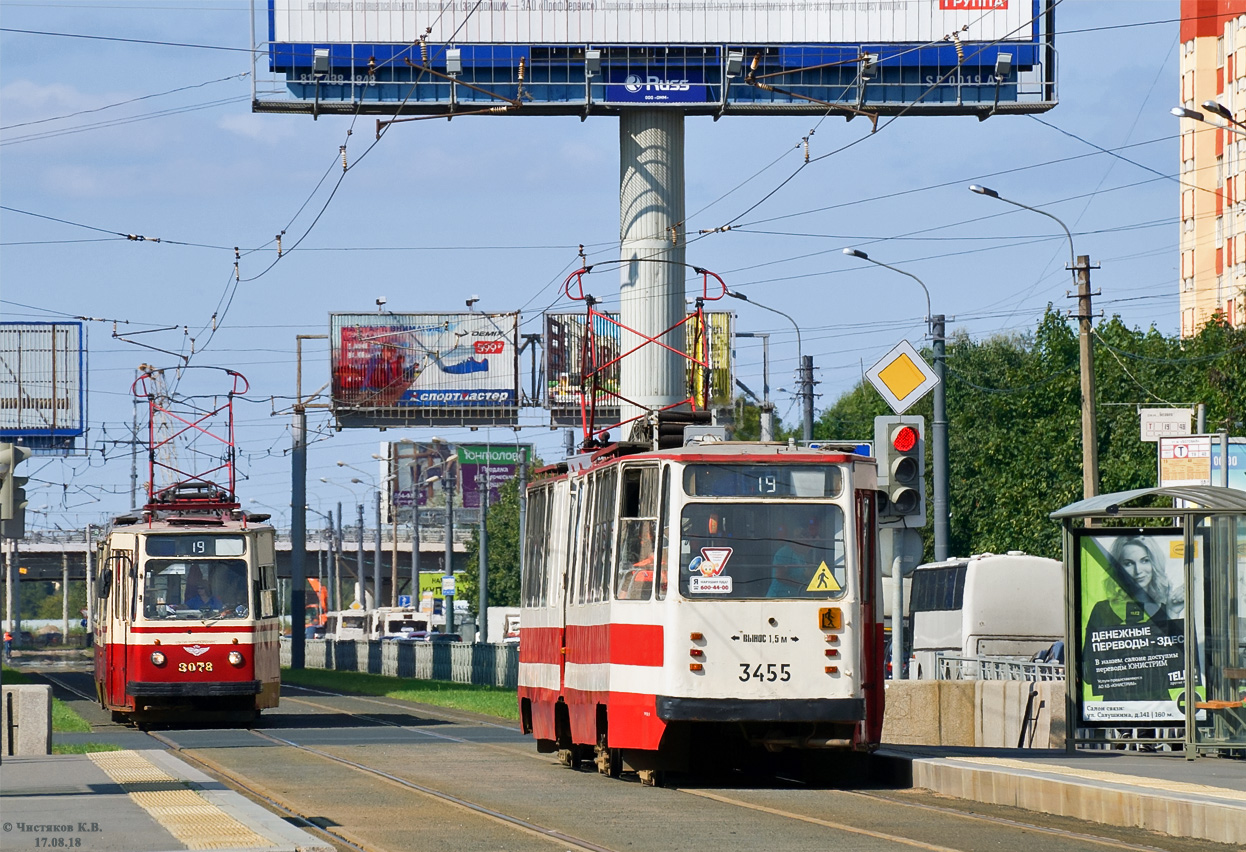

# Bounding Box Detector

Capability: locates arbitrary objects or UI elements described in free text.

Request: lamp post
[968,184,1098,498]
[735,332,774,441]
[725,290,813,442]
[842,248,948,561]
[339,460,384,610]
[320,477,364,606]
[426,438,458,634]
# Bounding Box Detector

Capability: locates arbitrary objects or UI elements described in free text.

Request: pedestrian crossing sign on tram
[865,339,939,415]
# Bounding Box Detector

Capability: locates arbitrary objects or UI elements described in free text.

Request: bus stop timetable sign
[865,340,939,415]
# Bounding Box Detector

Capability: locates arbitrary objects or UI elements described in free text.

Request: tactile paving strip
[89,751,276,849]
[952,756,1246,801]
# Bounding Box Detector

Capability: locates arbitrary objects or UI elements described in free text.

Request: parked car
[426,633,462,643]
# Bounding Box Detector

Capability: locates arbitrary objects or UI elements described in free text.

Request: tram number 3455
[739,663,792,682]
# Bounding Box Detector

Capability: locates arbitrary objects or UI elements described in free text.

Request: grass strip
[53,742,123,754]
[4,666,114,751]
[282,667,519,721]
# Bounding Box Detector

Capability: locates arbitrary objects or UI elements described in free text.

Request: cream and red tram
[518,439,883,781]
[92,368,280,724]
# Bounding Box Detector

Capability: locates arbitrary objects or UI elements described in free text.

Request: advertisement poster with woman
[1077,531,1205,724]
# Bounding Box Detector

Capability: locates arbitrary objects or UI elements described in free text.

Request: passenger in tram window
[185,578,222,611]
[218,564,249,614]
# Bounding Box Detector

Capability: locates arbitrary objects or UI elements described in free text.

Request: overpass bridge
[3,520,472,604]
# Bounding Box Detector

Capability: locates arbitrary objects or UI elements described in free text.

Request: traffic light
[873,416,926,525]
[0,442,32,539]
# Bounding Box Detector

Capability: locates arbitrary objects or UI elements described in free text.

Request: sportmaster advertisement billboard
[330,312,519,428]
[1075,530,1206,726]
[257,1,1055,117]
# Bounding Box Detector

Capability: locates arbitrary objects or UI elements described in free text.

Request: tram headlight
[150,651,166,667]
[228,650,245,667]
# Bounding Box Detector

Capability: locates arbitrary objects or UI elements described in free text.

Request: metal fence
[280,637,518,689]
[935,653,1065,682]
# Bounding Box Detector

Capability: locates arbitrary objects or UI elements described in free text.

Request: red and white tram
[518,437,883,782]
[92,367,280,725]
[93,496,281,724]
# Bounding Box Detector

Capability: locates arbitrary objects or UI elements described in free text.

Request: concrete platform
[0,749,333,852]
[878,745,1246,845]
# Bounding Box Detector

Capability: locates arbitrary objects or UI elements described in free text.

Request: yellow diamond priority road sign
[866,339,939,414]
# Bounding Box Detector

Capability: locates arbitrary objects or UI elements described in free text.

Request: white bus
[909,552,1063,679]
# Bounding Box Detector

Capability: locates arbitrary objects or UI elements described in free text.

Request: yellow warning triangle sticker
[807,561,841,593]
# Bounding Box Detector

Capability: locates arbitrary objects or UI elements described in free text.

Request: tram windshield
[678,502,847,600]
[142,559,250,619]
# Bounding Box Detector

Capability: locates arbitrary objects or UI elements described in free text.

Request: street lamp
[725,290,813,442]
[321,477,365,607]
[339,460,384,611]
[842,248,948,562]
[1171,104,1246,138]
[968,184,1098,499]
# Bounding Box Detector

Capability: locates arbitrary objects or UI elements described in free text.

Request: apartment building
[1178,0,1246,335]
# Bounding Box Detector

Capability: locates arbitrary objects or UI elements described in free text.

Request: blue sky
[1,1,1182,531]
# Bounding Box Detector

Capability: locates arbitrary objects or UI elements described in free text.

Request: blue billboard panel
[0,322,87,452]
[256,2,1055,118]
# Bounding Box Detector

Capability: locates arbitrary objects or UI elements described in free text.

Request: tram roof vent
[684,426,728,445]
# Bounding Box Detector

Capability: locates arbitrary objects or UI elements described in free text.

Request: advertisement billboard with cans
[257,1,1054,118]
[544,310,733,427]
[0,321,87,451]
[330,312,519,428]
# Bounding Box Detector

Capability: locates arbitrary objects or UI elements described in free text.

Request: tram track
[35,670,1223,852]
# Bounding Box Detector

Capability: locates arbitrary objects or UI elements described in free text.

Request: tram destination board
[144,534,246,557]
[255,1,1056,118]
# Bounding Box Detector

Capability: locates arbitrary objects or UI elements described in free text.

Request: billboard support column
[619,110,686,429]
[290,408,307,668]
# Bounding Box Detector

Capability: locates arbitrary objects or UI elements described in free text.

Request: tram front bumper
[127,680,261,697]
[656,696,865,723]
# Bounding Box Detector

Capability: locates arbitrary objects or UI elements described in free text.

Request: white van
[323,610,369,642]
[909,552,1063,679]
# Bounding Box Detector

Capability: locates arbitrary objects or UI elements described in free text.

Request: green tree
[815,308,1246,562]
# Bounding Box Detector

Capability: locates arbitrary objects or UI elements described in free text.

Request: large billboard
[331,312,519,428]
[258,1,1055,117]
[545,310,732,427]
[384,440,531,522]
[1075,530,1206,726]
[0,321,86,451]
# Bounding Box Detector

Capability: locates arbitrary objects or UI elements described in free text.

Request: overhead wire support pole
[842,247,945,557]
[725,290,810,442]
[968,185,1099,498]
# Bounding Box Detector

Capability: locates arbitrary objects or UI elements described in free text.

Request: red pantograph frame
[562,263,726,444]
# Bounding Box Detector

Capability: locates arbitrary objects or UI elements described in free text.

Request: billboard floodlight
[994,53,1012,80]
[312,48,330,78]
[585,49,601,77]
[446,49,462,75]
[726,50,744,77]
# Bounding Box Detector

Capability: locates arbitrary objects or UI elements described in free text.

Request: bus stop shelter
[1052,486,1246,758]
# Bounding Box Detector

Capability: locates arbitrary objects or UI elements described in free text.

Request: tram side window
[522,487,549,608]
[615,466,659,601]
[588,467,618,603]
[656,467,670,601]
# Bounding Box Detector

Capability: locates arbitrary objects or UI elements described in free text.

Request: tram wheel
[557,748,582,769]
[595,744,621,777]
[638,768,665,788]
